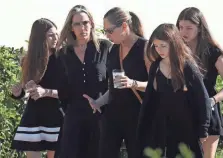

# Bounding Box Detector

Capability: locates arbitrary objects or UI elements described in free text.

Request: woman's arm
[10,83,25,99]
[213,55,223,103]
[95,90,109,106]
[130,80,148,92]
[42,89,58,98]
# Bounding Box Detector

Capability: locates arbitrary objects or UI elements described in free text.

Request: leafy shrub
[0,46,26,157]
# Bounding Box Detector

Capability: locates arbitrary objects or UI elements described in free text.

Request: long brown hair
[104,7,144,37]
[21,18,57,86]
[176,7,223,69]
[146,23,198,91]
[57,5,100,51]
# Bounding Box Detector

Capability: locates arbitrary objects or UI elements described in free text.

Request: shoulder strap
[119,45,143,104]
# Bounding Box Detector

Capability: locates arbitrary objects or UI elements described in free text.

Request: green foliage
[144,143,195,158]
[0,46,26,157]
[216,76,223,151]
[144,142,223,158]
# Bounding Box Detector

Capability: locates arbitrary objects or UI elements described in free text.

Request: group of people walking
[10,5,223,158]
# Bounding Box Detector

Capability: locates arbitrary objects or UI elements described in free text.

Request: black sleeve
[185,62,211,138]
[56,52,71,107]
[137,61,159,151]
[210,46,222,64]
[11,89,25,100]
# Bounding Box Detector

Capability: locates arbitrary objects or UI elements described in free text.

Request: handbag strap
[119,45,143,104]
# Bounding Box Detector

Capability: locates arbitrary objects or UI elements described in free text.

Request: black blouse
[57,39,112,111]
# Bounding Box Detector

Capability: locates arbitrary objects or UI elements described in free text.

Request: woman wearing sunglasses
[84,7,150,158]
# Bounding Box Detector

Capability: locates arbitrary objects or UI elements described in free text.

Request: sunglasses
[72,21,90,27]
[103,23,122,34]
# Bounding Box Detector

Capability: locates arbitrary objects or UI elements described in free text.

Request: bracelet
[132,80,138,88]
[44,89,52,97]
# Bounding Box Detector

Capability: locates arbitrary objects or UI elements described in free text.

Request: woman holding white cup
[84,7,150,158]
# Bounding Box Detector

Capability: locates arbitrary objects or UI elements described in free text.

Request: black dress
[203,46,223,135]
[137,59,211,158]
[11,54,64,151]
[100,37,148,158]
[57,39,112,158]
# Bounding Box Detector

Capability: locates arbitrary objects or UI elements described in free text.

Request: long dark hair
[146,23,198,91]
[22,18,57,86]
[176,7,223,69]
[104,7,144,37]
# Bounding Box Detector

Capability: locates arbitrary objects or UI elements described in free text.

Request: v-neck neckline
[71,40,93,65]
[119,37,140,62]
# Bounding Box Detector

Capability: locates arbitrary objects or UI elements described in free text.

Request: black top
[12,54,62,106]
[106,37,148,115]
[143,67,202,157]
[202,45,223,134]
[203,46,222,96]
[57,39,112,114]
[137,59,212,152]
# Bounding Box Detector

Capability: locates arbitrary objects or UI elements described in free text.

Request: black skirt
[11,98,63,151]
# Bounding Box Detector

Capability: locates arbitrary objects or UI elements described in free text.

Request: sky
[0,0,223,48]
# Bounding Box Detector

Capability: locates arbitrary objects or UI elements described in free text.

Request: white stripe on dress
[14,133,59,142]
[17,126,60,133]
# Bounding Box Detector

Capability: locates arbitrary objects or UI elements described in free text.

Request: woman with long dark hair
[10,18,63,158]
[177,7,223,158]
[84,7,150,158]
[137,23,211,158]
[56,5,112,158]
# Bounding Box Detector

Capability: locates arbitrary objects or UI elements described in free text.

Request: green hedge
[0,46,26,157]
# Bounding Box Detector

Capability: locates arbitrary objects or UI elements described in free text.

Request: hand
[25,80,37,90]
[200,137,207,143]
[27,85,46,100]
[11,83,22,97]
[114,75,133,89]
[83,94,102,113]
[209,97,216,111]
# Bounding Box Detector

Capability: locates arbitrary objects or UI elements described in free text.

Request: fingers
[115,82,127,89]
[113,77,127,82]
[11,84,21,91]
[30,93,40,100]
[119,79,128,82]
[97,108,102,113]
[114,75,126,79]
[117,85,126,89]
[26,88,36,94]
[93,108,101,114]
[27,88,38,99]
[25,80,36,89]
[11,84,22,96]
[83,94,101,113]
[83,94,92,101]
[83,94,96,109]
